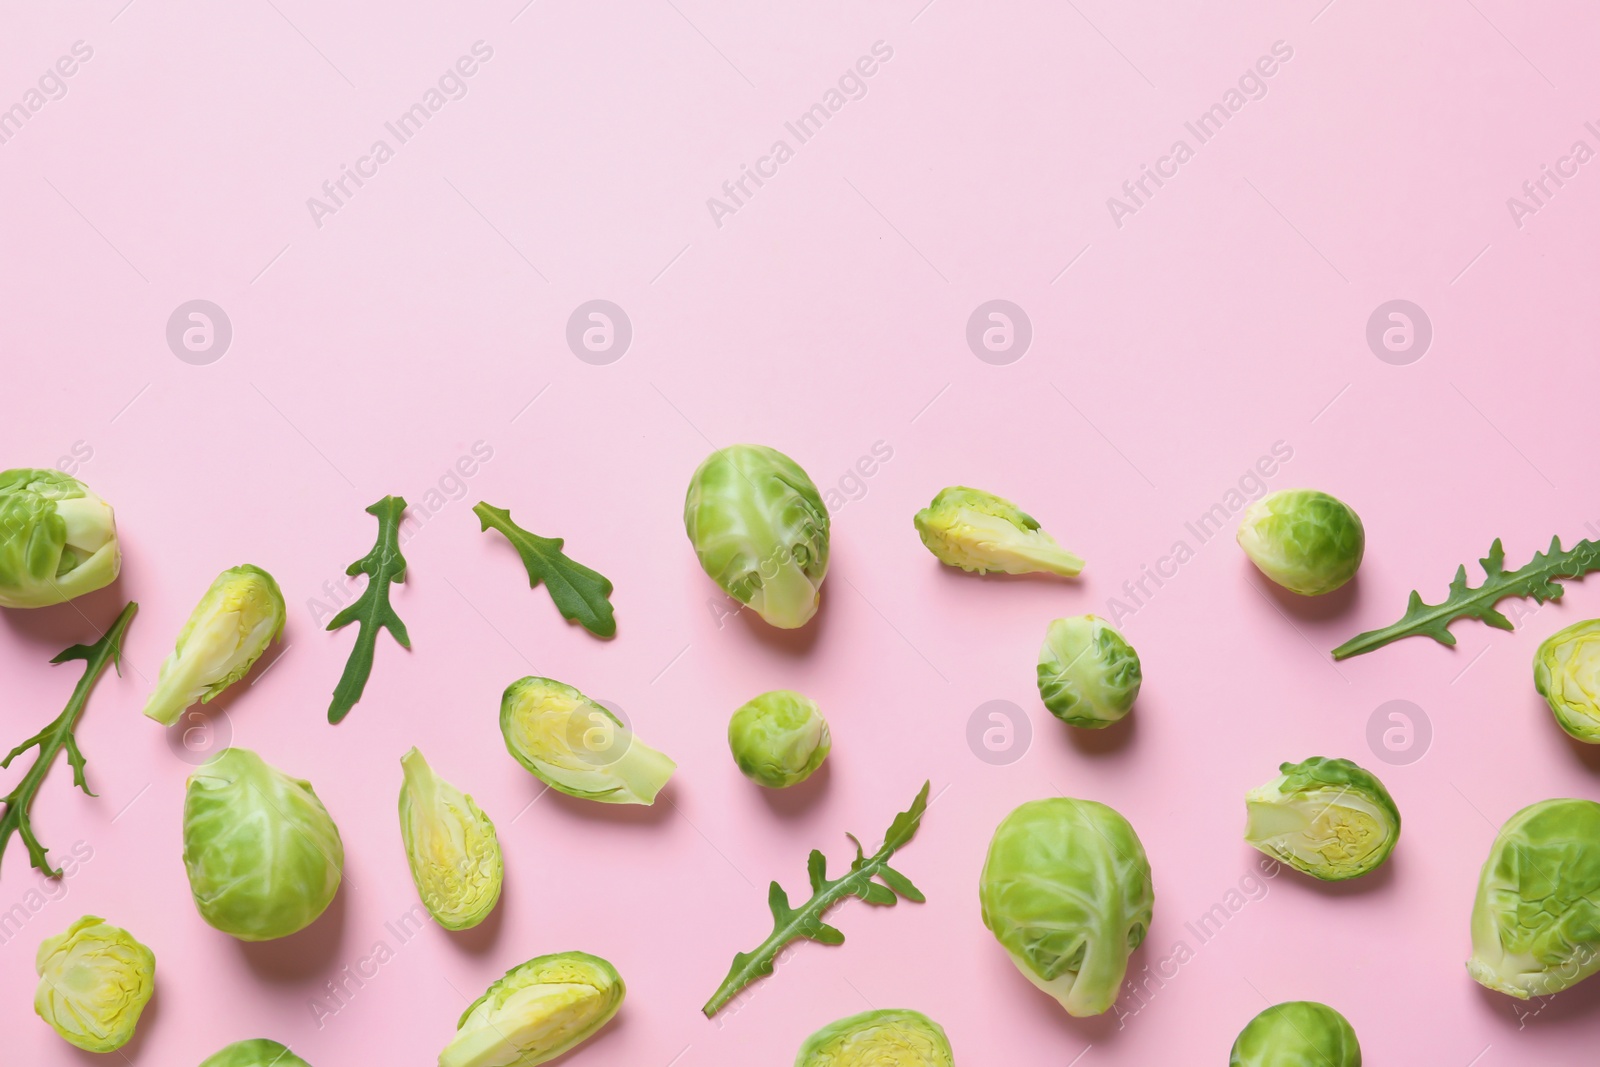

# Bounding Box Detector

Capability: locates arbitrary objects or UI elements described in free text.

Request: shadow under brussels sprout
[1473,958,1600,1031]
[726,573,833,655]
[1062,706,1139,757]
[542,783,676,826]
[236,889,348,981]
[1243,559,1364,623]
[755,754,833,818]
[0,573,130,653]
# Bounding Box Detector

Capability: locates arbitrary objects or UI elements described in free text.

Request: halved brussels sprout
[683,444,830,629]
[914,487,1083,577]
[795,1008,954,1066]
[1244,757,1399,881]
[145,564,286,725]
[439,950,624,1067]
[500,677,676,805]
[0,469,120,608]
[1534,619,1600,742]
[1036,615,1141,728]
[1229,1001,1361,1066]
[1469,797,1600,998]
[199,1039,314,1067]
[1236,489,1364,596]
[33,915,155,1053]
[183,747,344,940]
[979,797,1153,1017]
[728,689,831,788]
[400,746,503,931]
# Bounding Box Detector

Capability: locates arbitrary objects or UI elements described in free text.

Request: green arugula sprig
[0,601,136,877]
[473,502,616,637]
[327,495,410,723]
[702,780,931,1017]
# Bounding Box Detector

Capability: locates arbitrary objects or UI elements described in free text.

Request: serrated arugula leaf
[702,780,931,1017]
[327,495,411,723]
[472,502,615,638]
[1333,536,1600,660]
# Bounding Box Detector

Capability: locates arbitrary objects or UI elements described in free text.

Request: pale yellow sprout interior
[400,747,502,931]
[1245,785,1389,875]
[501,677,676,805]
[33,915,155,1054]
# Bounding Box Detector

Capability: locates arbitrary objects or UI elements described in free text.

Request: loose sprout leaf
[1332,536,1600,660]
[702,781,931,1017]
[0,601,135,877]
[472,502,616,637]
[327,495,411,723]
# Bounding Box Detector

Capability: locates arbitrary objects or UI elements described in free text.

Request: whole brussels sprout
[439,950,624,1067]
[1229,1001,1361,1066]
[183,747,344,940]
[728,689,831,788]
[1236,489,1364,596]
[199,1039,314,1067]
[1036,615,1141,728]
[1469,797,1600,998]
[400,746,503,930]
[0,469,119,608]
[1534,619,1600,742]
[145,564,286,725]
[795,1008,954,1066]
[1244,757,1400,881]
[33,915,155,1053]
[979,797,1153,1017]
[684,444,829,629]
[914,486,1084,577]
[501,676,676,805]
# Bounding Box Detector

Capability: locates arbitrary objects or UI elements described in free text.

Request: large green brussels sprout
[33,915,155,1053]
[1236,489,1363,596]
[1244,757,1399,881]
[199,1039,314,1067]
[501,677,676,805]
[400,746,503,930]
[979,797,1153,1017]
[914,486,1083,578]
[1534,619,1600,742]
[183,747,344,940]
[439,950,624,1067]
[1229,1001,1361,1066]
[728,689,831,788]
[794,1008,954,1066]
[684,444,829,629]
[1036,615,1141,728]
[0,469,119,608]
[145,564,286,725]
[1469,797,1600,998]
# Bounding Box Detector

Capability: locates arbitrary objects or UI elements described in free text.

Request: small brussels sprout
[144,564,286,726]
[1229,1001,1361,1066]
[33,915,155,1053]
[1469,797,1600,998]
[728,689,831,788]
[500,677,676,805]
[1236,489,1364,596]
[0,469,119,608]
[439,950,624,1067]
[795,1008,954,1066]
[1534,619,1600,742]
[199,1040,314,1067]
[914,486,1083,577]
[400,746,503,931]
[1244,757,1399,881]
[183,747,344,941]
[979,797,1153,1017]
[1036,615,1141,728]
[684,444,830,629]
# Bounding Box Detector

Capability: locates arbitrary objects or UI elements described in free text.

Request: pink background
[3,0,1600,1063]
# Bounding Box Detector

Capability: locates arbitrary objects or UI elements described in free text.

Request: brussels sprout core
[1229,1001,1361,1066]
[439,951,624,1067]
[1244,757,1399,881]
[500,677,676,805]
[0,469,120,608]
[1236,488,1364,595]
[1036,615,1141,728]
[33,915,155,1053]
[400,747,503,930]
[728,690,831,788]
[1534,619,1600,742]
[145,564,286,725]
[914,486,1083,577]
[199,1039,314,1067]
[794,1008,955,1066]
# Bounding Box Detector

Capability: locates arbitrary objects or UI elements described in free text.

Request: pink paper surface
[3,1,1599,1063]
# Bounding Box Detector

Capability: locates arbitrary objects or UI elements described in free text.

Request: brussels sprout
[1229,1001,1361,1066]
[1468,797,1600,998]
[728,689,831,788]
[1244,757,1399,881]
[199,1039,314,1067]
[1036,615,1141,728]
[439,950,624,1067]
[914,486,1083,577]
[500,677,676,805]
[1236,489,1364,596]
[144,564,286,726]
[33,915,155,1053]
[183,747,344,941]
[684,444,829,629]
[794,1008,954,1066]
[1534,619,1600,742]
[400,746,503,931]
[979,797,1153,1017]
[0,469,119,608]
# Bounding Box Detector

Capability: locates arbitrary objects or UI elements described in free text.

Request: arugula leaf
[1333,536,1600,660]
[702,780,931,1017]
[0,601,136,877]
[472,502,616,638]
[327,495,411,723]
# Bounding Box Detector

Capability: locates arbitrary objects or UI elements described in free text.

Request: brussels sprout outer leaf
[327,496,411,723]
[472,502,616,637]
[198,1039,314,1067]
[1228,1001,1361,1066]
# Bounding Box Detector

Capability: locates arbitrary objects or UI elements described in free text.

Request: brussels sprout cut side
[1244,757,1399,881]
[500,677,676,805]
[144,564,285,725]
[728,689,831,788]
[1036,614,1141,728]
[1237,488,1364,596]
[0,468,120,608]
[914,486,1084,578]
[199,1039,314,1067]
[1534,619,1600,742]
[438,951,624,1067]
[400,747,504,930]
[33,915,155,1053]
[1229,1001,1361,1067]
[795,1009,955,1067]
